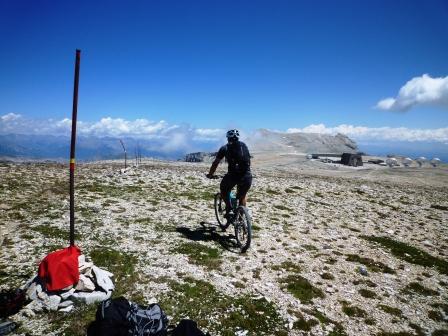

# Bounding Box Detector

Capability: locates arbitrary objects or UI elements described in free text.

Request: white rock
[59,305,74,313]
[147,297,158,305]
[92,266,114,292]
[37,290,48,301]
[60,288,76,300]
[26,282,40,301]
[75,274,96,292]
[83,267,93,278]
[78,255,86,264]
[58,300,74,308]
[79,262,94,274]
[46,295,62,311]
[24,300,43,313]
[70,290,111,305]
[23,309,36,317]
[61,284,74,291]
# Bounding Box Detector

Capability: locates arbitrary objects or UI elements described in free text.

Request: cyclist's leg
[236,172,252,206]
[220,174,237,213]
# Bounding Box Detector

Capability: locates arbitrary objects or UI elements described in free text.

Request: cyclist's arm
[208,158,221,176]
[208,146,226,176]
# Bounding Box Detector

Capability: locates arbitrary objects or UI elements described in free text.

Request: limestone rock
[92,266,114,293]
[70,290,111,305]
[75,274,96,292]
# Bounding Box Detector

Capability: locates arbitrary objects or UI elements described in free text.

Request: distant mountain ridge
[0,130,360,161]
[0,134,196,161]
[247,129,358,154]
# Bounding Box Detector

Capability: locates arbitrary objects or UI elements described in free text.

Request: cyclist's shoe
[222,211,233,231]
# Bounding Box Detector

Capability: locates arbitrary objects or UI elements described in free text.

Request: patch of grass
[432,330,448,336]
[321,272,335,280]
[271,261,302,274]
[280,275,325,304]
[302,244,318,251]
[353,279,377,288]
[160,277,288,335]
[378,305,402,317]
[341,301,367,318]
[403,282,439,296]
[377,332,415,336]
[251,224,261,231]
[274,204,292,211]
[293,317,319,331]
[365,318,376,325]
[232,281,245,289]
[328,326,348,336]
[31,224,71,240]
[346,254,395,274]
[431,204,448,211]
[431,303,448,315]
[284,188,296,193]
[325,258,338,265]
[178,190,215,201]
[81,181,143,198]
[253,268,261,279]
[409,323,425,336]
[428,310,444,321]
[266,188,281,195]
[134,217,152,225]
[300,307,348,335]
[46,304,97,336]
[358,288,377,299]
[174,242,221,270]
[362,235,448,275]
[89,248,142,301]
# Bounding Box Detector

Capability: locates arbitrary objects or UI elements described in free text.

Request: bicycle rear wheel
[234,206,252,252]
[214,192,227,230]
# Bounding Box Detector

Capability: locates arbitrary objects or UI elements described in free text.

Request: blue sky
[0,0,447,143]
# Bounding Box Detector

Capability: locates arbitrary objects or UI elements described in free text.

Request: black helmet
[226,129,240,140]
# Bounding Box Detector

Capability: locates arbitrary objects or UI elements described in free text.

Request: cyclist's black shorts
[220,171,252,199]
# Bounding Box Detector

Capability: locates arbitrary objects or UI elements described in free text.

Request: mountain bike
[210,176,252,252]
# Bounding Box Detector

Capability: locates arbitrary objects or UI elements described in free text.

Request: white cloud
[376,74,448,111]
[1,113,21,121]
[0,114,225,145]
[287,123,448,143]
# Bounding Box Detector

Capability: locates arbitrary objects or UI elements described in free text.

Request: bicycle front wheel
[214,192,227,230]
[234,206,252,252]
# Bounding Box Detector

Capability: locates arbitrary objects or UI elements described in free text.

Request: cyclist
[206,129,252,223]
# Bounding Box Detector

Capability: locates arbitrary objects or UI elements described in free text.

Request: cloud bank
[376,74,448,111]
[0,113,226,154]
[0,113,224,140]
[2,114,447,148]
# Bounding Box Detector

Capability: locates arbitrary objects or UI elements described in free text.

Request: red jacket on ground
[38,245,81,291]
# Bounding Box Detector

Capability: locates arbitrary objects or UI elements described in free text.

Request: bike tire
[214,192,227,229]
[234,206,252,253]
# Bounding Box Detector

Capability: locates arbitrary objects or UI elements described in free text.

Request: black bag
[172,319,210,336]
[88,297,168,336]
[87,297,131,336]
[128,302,168,336]
[226,141,251,174]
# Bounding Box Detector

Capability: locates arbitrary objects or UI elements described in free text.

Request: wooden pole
[119,139,127,169]
[70,49,81,247]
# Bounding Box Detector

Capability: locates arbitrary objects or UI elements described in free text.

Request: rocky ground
[0,159,447,336]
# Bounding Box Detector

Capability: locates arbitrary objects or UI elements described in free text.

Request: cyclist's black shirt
[216,141,251,175]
